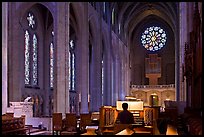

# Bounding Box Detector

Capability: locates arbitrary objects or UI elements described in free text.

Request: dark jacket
[118,110,134,124]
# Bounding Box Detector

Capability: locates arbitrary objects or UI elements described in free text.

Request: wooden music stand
[61,113,77,135]
[52,113,62,135]
[80,114,92,131]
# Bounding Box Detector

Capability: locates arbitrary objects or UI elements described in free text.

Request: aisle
[166,124,178,135]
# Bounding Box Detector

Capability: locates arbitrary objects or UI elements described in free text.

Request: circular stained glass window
[141,26,167,51]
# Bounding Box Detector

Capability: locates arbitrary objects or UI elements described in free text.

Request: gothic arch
[16,3,54,116]
[69,2,84,38]
[17,2,55,23]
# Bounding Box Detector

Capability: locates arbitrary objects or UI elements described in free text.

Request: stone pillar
[103,44,112,106]
[2,2,8,114]
[179,2,187,102]
[53,2,69,117]
[125,52,130,97]
[175,16,180,102]
[78,3,89,113]
[8,3,22,102]
[111,61,115,105]
[89,46,102,112]
[118,60,123,100]
[114,57,119,103]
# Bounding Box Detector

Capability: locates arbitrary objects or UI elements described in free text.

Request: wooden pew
[2,115,29,135]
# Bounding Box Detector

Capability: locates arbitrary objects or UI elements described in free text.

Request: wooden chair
[80,113,92,132]
[52,113,62,135]
[61,113,77,135]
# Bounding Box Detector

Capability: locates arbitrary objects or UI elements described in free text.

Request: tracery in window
[27,12,36,30]
[141,26,167,51]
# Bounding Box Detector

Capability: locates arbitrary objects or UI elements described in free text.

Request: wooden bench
[2,127,29,135]
[2,115,30,135]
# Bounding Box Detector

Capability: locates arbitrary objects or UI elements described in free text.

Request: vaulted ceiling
[110,2,179,44]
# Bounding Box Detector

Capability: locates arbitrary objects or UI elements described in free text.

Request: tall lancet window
[24,30,30,85]
[112,8,115,25]
[32,34,38,85]
[69,40,76,91]
[101,45,104,105]
[24,11,38,86]
[50,31,54,88]
[101,59,104,105]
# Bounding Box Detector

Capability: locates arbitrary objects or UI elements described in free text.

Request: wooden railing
[131,84,175,89]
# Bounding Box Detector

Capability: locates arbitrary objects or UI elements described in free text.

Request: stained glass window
[71,53,75,90]
[27,12,36,29]
[112,8,115,25]
[101,60,104,97]
[69,40,76,91]
[101,45,104,105]
[50,31,54,88]
[141,26,167,51]
[32,34,38,85]
[103,2,106,14]
[68,51,71,90]
[24,11,38,86]
[25,30,30,85]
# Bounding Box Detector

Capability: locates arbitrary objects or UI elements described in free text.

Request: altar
[7,97,33,118]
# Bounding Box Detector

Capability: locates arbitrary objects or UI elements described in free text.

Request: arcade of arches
[2,2,202,121]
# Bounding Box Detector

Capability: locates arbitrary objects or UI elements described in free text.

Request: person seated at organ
[117,103,134,124]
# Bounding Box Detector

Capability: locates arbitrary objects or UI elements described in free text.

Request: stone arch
[17,2,55,22]
[69,2,84,38]
[17,3,54,117]
[88,12,99,48]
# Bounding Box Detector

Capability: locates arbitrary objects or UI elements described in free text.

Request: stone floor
[29,124,178,135]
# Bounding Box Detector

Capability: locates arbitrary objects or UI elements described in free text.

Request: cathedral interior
[2,2,202,135]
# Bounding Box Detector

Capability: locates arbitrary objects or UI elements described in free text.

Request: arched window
[103,2,106,14]
[119,23,121,34]
[24,11,38,86]
[103,2,107,22]
[50,30,54,88]
[112,8,115,25]
[69,40,76,91]
[101,44,104,105]
[141,26,167,51]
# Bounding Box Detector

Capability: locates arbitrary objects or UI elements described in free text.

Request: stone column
[175,16,180,102]
[103,44,112,106]
[53,2,69,117]
[179,2,187,102]
[89,44,102,112]
[118,60,123,100]
[110,61,114,105]
[2,2,8,114]
[114,57,119,103]
[91,42,103,111]
[8,3,22,102]
[78,3,89,113]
